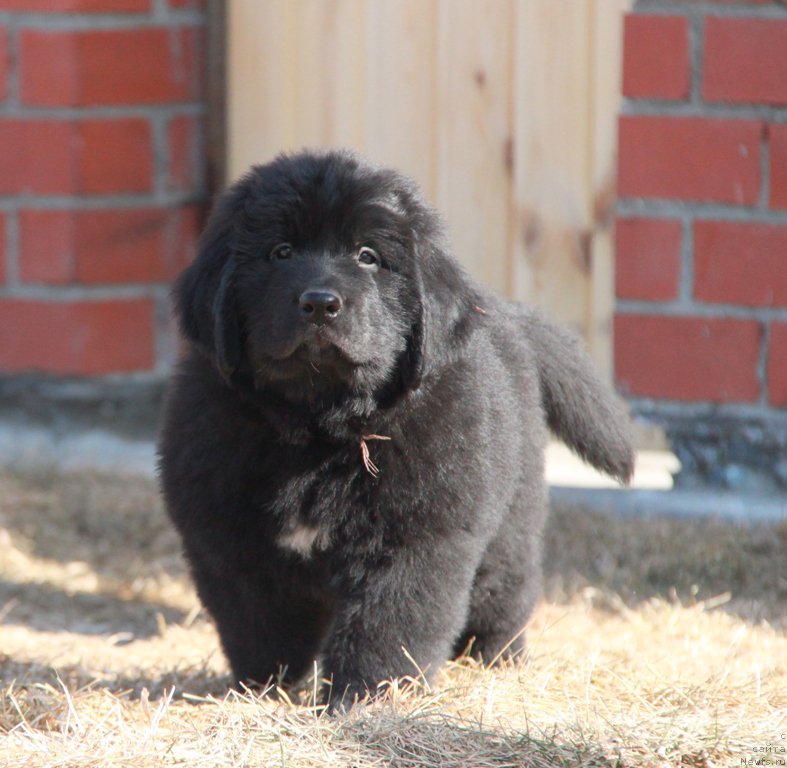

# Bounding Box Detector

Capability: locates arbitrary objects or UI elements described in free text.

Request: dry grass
[0,470,785,767]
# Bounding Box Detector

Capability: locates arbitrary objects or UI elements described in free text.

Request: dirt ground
[0,469,785,767]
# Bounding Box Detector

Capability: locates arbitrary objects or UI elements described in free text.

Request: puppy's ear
[173,191,244,381]
[399,238,480,392]
[397,271,426,392]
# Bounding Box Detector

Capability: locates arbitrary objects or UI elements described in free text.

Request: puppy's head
[175,150,479,404]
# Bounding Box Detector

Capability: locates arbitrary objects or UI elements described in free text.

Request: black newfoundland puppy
[159,150,633,707]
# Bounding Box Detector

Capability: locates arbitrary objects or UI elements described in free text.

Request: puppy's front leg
[323,535,479,708]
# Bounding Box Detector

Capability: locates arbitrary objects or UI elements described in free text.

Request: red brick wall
[0,0,206,377]
[616,0,787,414]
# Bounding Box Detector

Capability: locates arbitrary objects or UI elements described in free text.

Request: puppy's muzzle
[299,290,343,326]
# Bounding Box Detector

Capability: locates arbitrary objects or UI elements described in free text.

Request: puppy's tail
[521,310,635,484]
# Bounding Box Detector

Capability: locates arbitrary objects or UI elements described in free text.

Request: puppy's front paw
[325,677,374,714]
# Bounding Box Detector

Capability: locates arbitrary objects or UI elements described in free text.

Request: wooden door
[226,0,631,378]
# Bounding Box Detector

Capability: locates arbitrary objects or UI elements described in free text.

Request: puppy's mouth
[304,330,337,353]
[295,336,345,364]
[268,326,361,370]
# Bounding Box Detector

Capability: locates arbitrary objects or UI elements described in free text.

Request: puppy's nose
[299,290,343,325]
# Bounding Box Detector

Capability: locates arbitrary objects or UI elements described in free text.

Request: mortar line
[0,13,204,31]
[4,209,19,289]
[621,101,787,122]
[617,199,787,223]
[758,320,771,408]
[632,2,787,19]
[617,299,787,322]
[760,126,772,209]
[688,9,703,108]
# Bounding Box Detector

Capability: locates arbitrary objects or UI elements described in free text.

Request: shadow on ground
[343,712,618,768]
[0,579,186,637]
[1,469,785,638]
[0,654,233,707]
[545,500,787,628]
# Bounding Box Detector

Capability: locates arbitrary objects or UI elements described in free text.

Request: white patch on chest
[277,524,325,558]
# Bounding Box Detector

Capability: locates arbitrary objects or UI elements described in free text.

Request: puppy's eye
[271,243,293,261]
[357,247,379,268]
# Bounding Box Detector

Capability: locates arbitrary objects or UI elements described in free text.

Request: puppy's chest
[266,437,411,559]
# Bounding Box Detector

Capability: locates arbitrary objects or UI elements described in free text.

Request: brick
[694,221,787,307]
[618,116,762,204]
[615,218,682,301]
[615,314,761,402]
[623,14,690,100]
[21,27,202,107]
[0,0,149,9]
[18,211,77,284]
[0,121,74,195]
[0,27,8,102]
[0,298,155,375]
[0,119,151,195]
[77,119,153,194]
[20,207,198,285]
[704,18,787,106]
[768,323,787,406]
[168,115,204,192]
[771,123,787,210]
[75,207,196,284]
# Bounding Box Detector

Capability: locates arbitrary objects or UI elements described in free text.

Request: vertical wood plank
[435,0,514,296]
[366,0,439,200]
[300,0,368,150]
[511,0,593,333]
[227,0,367,181]
[227,0,294,178]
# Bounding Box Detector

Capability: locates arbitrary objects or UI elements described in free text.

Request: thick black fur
[158,150,634,707]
